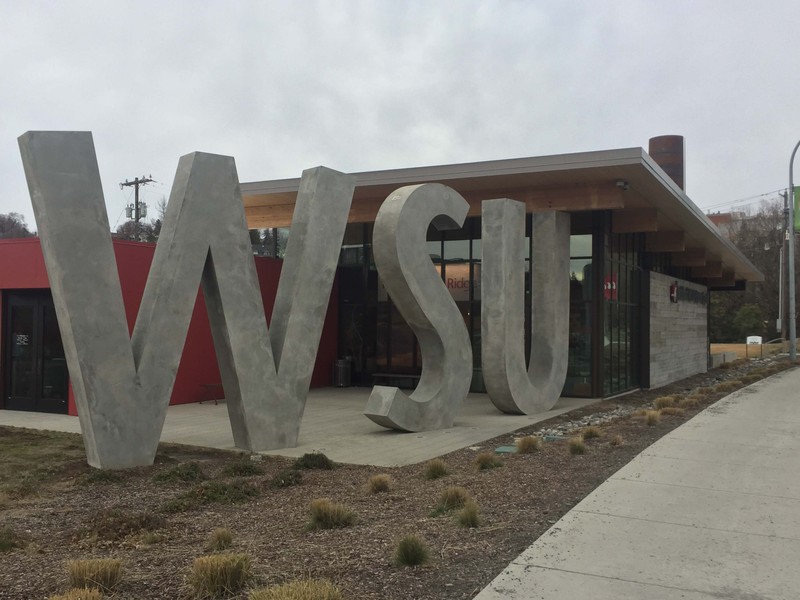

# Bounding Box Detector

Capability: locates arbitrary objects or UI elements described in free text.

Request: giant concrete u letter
[19,131,354,468]
[481,200,570,414]
[364,184,472,432]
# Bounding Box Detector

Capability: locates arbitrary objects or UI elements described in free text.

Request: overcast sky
[2,1,799,232]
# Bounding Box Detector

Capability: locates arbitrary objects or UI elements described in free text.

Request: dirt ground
[0,356,792,600]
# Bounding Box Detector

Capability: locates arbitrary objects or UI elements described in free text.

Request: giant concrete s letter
[19,131,354,468]
[364,184,472,432]
[481,200,570,414]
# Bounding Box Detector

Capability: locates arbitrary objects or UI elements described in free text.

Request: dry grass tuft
[581,426,601,440]
[653,396,675,410]
[307,499,356,530]
[695,386,714,397]
[678,396,700,409]
[189,553,251,599]
[456,499,481,528]
[48,588,103,600]
[206,528,234,552]
[515,435,542,454]
[423,458,449,480]
[248,579,344,600]
[715,381,739,393]
[645,410,661,426]
[567,437,585,455]
[366,474,392,494]
[437,486,469,511]
[67,558,122,592]
[660,406,686,416]
[394,535,429,566]
[609,434,624,447]
[474,452,503,470]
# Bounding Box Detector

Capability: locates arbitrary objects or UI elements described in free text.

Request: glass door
[3,292,68,413]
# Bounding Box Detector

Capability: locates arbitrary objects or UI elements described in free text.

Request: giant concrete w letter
[364,184,472,432]
[19,131,354,469]
[481,200,570,414]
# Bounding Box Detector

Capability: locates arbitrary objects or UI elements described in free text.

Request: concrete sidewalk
[476,367,800,599]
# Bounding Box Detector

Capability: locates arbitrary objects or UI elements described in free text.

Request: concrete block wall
[649,272,708,388]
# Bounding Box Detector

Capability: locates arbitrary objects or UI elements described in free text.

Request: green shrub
[223,460,263,477]
[367,474,392,494]
[515,436,542,454]
[0,526,20,552]
[456,499,481,528]
[152,461,206,484]
[294,452,334,470]
[394,535,429,566]
[307,499,356,530]
[90,509,166,540]
[189,553,251,598]
[567,437,585,455]
[162,479,259,513]
[270,469,302,489]
[474,452,502,471]
[423,459,448,480]
[248,579,344,600]
[67,558,122,592]
[207,528,234,552]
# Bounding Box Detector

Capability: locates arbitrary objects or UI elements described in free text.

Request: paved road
[475,367,800,599]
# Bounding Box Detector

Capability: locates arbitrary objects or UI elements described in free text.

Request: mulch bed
[0,356,792,600]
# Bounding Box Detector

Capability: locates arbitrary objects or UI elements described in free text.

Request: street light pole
[789,139,800,360]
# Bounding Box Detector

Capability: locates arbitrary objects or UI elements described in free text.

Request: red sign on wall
[603,274,617,301]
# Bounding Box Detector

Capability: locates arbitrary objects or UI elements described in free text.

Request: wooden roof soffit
[644,231,685,252]
[243,183,625,229]
[611,208,659,234]
[692,261,723,279]
[671,248,707,267]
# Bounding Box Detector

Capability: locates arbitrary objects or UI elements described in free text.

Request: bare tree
[0,213,35,238]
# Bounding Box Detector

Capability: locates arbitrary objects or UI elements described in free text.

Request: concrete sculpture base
[19,131,354,468]
[481,200,570,414]
[364,184,472,432]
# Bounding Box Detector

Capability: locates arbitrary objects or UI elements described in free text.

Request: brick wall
[648,272,708,388]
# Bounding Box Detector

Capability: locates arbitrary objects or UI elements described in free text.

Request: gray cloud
[2,0,799,231]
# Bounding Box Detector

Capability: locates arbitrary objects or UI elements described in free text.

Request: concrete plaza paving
[475,366,800,600]
[0,387,595,466]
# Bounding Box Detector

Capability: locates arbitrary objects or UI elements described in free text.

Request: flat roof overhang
[241,147,763,288]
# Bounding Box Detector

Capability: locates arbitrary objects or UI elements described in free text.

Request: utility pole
[119,175,154,241]
[790,140,800,361]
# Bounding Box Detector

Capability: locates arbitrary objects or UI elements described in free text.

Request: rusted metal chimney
[649,135,685,191]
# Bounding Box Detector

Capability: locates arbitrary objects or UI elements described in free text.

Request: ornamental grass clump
[423,458,448,480]
[456,499,481,528]
[653,396,675,410]
[645,410,661,426]
[206,528,234,552]
[567,437,585,455]
[436,486,469,512]
[660,406,686,417]
[609,434,624,447]
[67,558,122,592]
[306,498,356,530]
[581,426,601,440]
[248,579,344,600]
[515,435,542,454]
[367,474,392,494]
[189,553,251,599]
[474,452,503,471]
[394,535,429,567]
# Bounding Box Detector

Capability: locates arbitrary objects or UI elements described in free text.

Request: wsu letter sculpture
[481,199,570,414]
[19,131,354,469]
